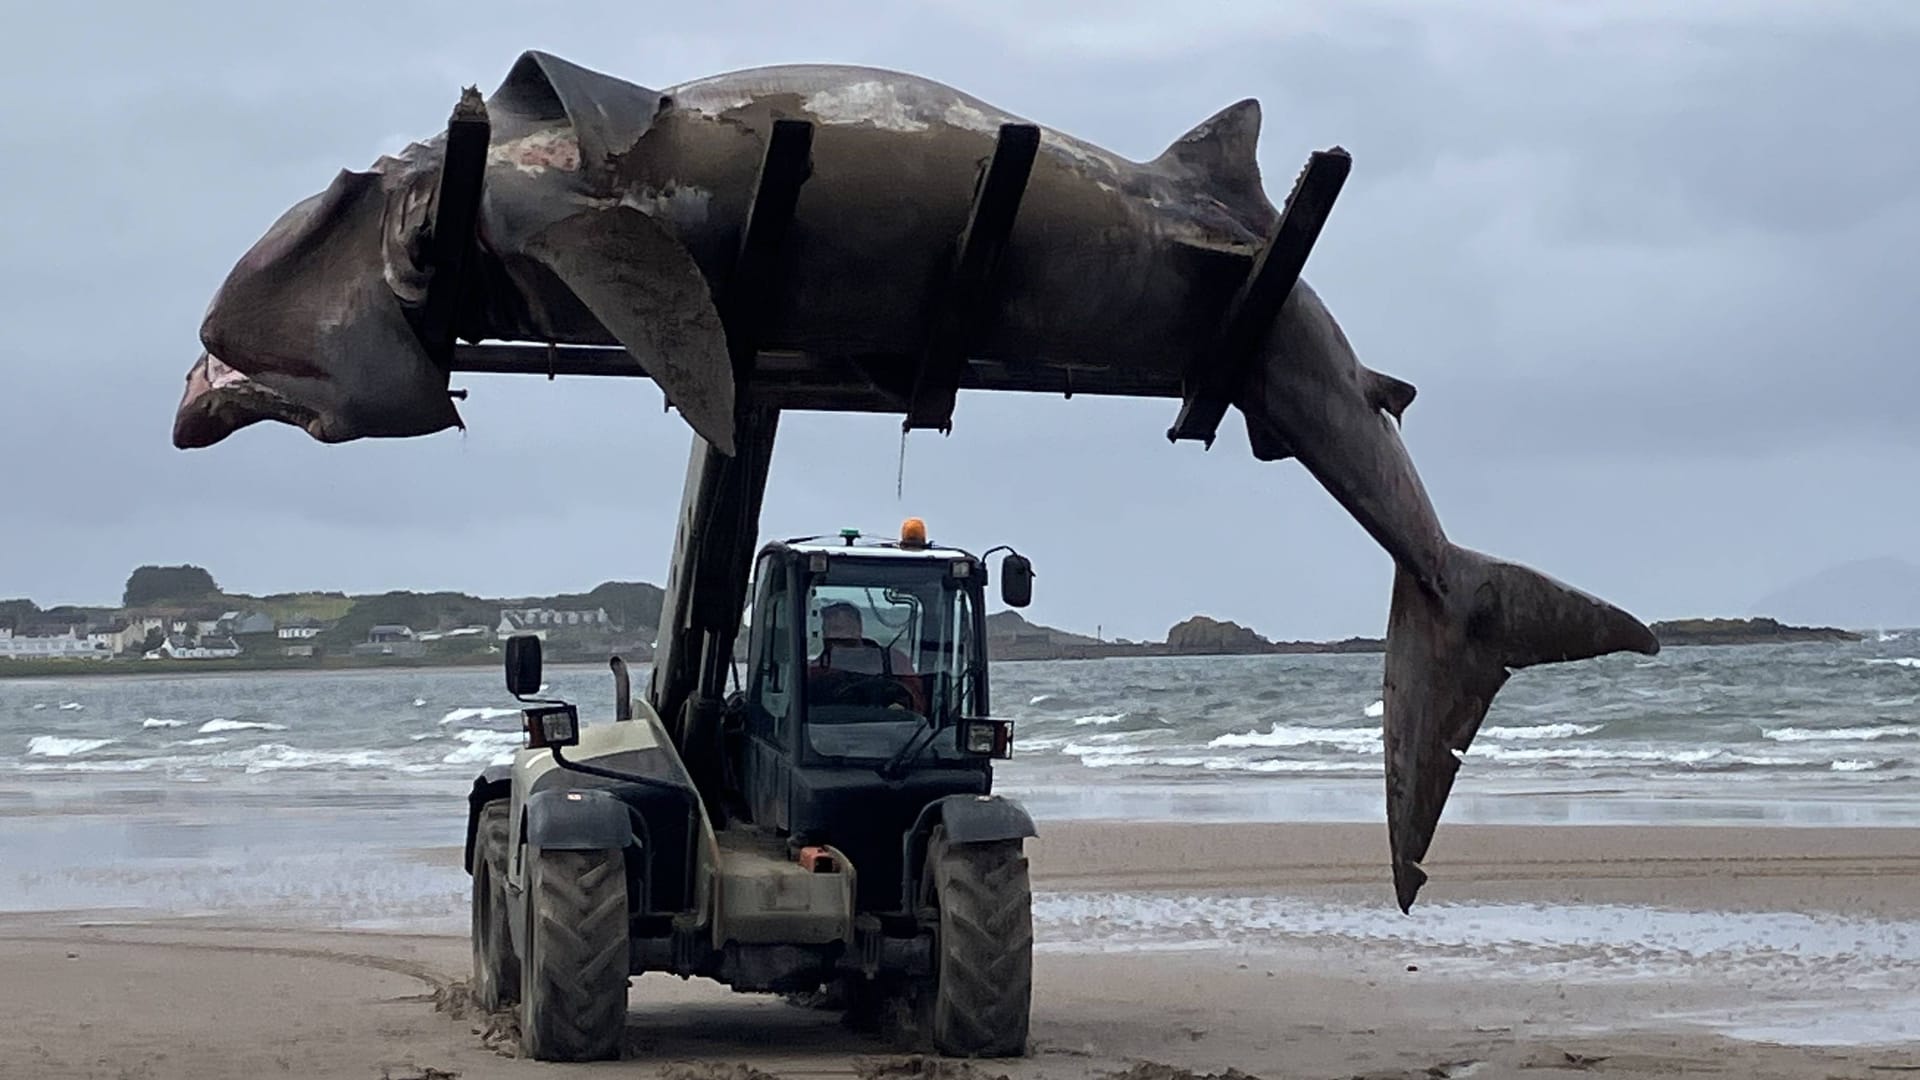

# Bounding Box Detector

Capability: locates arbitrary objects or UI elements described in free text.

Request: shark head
[180,158,464,449]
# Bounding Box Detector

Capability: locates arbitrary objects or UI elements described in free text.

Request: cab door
[742,554,796,830]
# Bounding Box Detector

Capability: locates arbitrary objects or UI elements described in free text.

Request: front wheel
[469,801,517,1010]
[925,825,1033,1057]
[519,846,630,1061]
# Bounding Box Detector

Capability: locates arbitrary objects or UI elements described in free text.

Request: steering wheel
[838,674,916,711]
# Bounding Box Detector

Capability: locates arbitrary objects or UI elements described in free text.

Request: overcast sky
[4,1,1917,640]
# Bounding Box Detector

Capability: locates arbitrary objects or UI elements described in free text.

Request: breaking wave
[441,729,522,766]
[26,736,114,758]
[1763,725,1919,743]
[1482,723,1604,740]
[1208,724,1381,751]
[199,719,286,733]
[439,707,521,726]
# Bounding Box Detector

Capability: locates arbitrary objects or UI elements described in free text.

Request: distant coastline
[0,560,1878,680]
[983,612,1867,662]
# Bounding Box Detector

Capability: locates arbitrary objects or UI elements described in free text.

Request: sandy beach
[2,819,1916,1080]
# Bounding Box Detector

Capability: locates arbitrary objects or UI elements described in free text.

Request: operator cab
[725,519,1032,907]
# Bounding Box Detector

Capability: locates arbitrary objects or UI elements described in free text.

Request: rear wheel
[469,801,517,1010]
[519,846,630,1061]
[924,825,1033,1057]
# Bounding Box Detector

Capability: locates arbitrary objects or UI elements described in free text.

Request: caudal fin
[1383,547,1658,912]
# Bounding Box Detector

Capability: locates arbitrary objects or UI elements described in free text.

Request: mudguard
[934,793,1037,844]
[900,793,1037,910]
[523,787,638,851]
[463,765,513,876]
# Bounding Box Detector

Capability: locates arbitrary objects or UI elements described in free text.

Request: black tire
[469,801,518,1010]
[926,825,1033,1057]
[518,846,630,1061]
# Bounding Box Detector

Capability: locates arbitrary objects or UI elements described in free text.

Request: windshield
[802,559,978,762]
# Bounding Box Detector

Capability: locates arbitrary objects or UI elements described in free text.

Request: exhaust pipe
[609,656,633,722]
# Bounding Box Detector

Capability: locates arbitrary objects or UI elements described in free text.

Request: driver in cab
[808,602,927,714]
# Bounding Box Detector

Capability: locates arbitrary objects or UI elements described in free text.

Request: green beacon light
[839,527,860,546]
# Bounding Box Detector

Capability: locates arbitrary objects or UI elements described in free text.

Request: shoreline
[1,817,1915,1077]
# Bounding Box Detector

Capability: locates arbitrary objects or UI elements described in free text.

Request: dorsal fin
[1154,99,1266,209]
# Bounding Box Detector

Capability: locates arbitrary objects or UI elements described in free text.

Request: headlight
[965,723,997,754]
[523,704,580,749]
[958,718,1013,759]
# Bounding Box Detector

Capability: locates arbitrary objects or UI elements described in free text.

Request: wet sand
[2,820,1917,1079]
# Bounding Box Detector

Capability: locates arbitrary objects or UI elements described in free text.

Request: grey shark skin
[178,51,1659,912]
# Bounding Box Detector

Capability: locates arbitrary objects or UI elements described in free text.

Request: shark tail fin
[1383,546,1658,912]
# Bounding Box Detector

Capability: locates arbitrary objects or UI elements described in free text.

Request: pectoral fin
[523,206,736,453]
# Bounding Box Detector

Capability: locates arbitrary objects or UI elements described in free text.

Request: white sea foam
[1763,725,1919,743]
[1364,699,1385,718]
[198,719,286,733]
[175,737,229,747]
[209,744,408,773]
[58,702,84,711]
[1832,759,1883,772]
[439,706,521,726]
[1208,724,1381,751]
[1471,745,1798,768]
[442,729,523,766]
[1028,694,1054,705]
[26,736,114,757]
[1481,723,1603,740]
[142,718,183,729]
[1072,712,1128,726]
[1866,657,1920,669]
[412,697,428,707]
[29,703,47,711]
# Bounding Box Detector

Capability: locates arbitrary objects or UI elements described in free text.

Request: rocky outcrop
[1166,615,1271,654]
[1651,617,1862,646]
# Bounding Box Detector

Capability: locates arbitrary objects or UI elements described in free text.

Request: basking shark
[175,51,1659,911]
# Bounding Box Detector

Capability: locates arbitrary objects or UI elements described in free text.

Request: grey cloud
[3,1,1915,636]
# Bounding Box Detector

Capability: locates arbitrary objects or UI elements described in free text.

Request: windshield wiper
[879,714,941,779]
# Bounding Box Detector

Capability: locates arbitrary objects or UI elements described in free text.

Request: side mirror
[505,634,543,698]
[1000,553,1034,608]
[522,704,580,750]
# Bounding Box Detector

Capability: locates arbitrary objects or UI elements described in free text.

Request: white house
[145,636,243,660]
[277,618,325,640]
[0,627,112,660]
[85,624,142,655]
[497,608,610,635]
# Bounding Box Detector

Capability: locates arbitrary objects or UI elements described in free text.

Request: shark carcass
[174,51,1659,912]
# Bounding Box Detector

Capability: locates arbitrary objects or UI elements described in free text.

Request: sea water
[4,639,1919,1044]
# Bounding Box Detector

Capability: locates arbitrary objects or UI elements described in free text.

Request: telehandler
[466,518,1039,1061]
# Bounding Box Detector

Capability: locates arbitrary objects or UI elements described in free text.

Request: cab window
[747,562,791,744]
